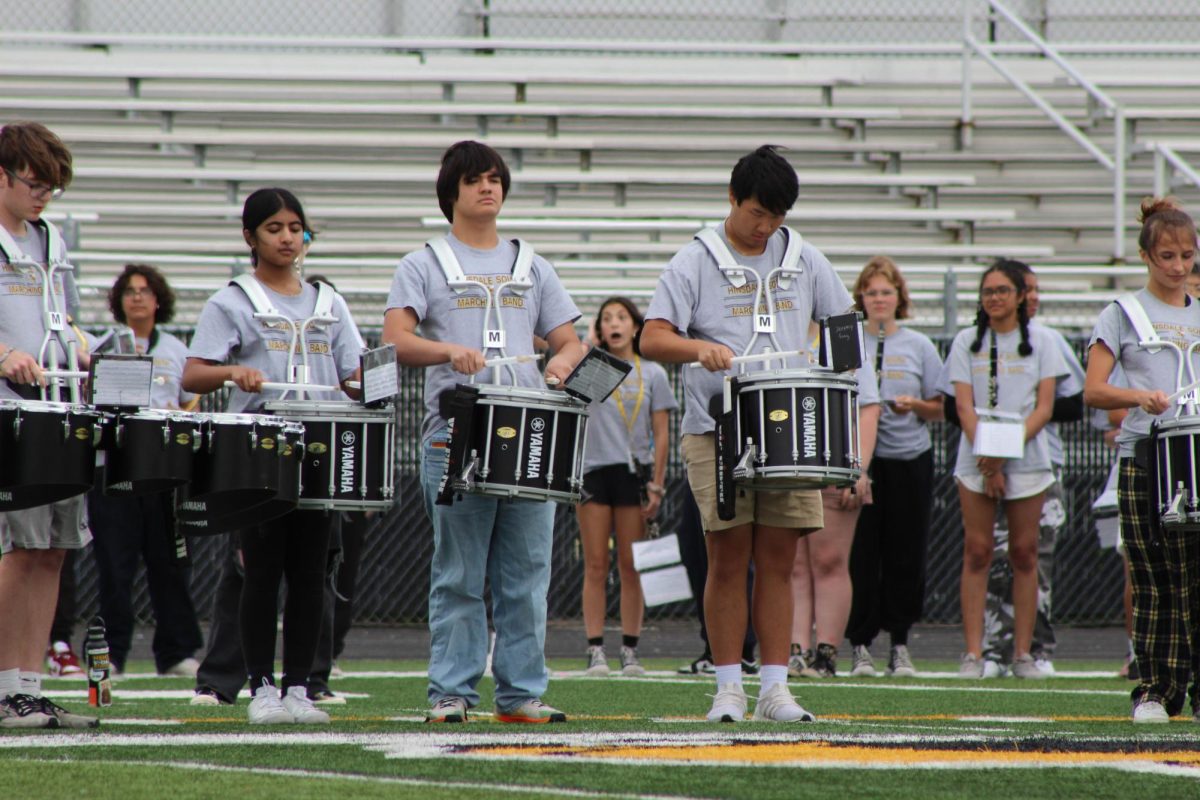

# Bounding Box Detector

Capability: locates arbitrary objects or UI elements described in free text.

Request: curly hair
[852,255,910,320]
[108,263,175,324]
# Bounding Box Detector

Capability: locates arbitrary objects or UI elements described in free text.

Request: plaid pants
[1118,457,1200,715]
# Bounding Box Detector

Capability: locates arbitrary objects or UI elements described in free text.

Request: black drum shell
[0,401,101,511]
[175,415,293,532]
[297,414,392,509]
[103,412,203,497]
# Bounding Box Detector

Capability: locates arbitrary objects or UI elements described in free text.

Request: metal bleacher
[3,30,1198,334]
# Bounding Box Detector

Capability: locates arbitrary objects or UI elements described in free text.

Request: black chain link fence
[64,332,1122,634]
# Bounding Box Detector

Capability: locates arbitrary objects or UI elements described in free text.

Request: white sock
[759,665,788,693]
[18,671,42,698]
[0,667,19,699]
[713,664,742,688]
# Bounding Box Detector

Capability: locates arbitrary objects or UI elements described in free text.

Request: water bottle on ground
[85,616,113,707]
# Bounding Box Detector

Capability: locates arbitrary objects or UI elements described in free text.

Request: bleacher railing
[1148,142,1200,199]
[961,0,1127,262]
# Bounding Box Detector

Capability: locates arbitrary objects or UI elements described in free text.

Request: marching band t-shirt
[1090,288,1200,457]
[139,330,195,410]
[1032,320,1085,467]
[187,279,361,414]
[946,324,1068,476]
[0,221,84,401]
[646,224,854,435]
[386,234,581,441]
[581,355,677,473]
[866,326,943,459]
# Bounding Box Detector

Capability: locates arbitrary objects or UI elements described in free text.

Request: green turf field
[4,658,1199,800]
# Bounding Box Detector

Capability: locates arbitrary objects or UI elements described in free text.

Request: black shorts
[581,464,643,508]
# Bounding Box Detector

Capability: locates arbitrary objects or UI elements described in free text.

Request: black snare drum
[442,384,588,504]
[175,413,298,534]
[1151,416,1200,530]
[103,409,203,496]
[264,400,395,511]
[0,399,103,510]
[729,368,861,490]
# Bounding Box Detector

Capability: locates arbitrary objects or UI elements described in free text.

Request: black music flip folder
[359,344,399,407]
[561,346,633,404]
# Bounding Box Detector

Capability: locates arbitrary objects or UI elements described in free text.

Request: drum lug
[115,422,125,448]
[453,454,480,492]
[61,416,70,441]
[11,409,20,441]
[732,443,757,482]
[161,422,170,447]
[249,428,258,450]
[1163,482,1188,528]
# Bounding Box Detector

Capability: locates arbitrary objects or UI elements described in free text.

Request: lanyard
[874,332,884,391]
[613,355,645,435]
[988,329,999,409]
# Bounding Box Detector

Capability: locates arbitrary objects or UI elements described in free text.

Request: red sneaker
[46,641,84,677]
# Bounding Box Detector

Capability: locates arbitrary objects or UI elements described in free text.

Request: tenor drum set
[0,257,398,533]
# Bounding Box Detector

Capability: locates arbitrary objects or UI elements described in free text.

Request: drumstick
[687,349,806,369]
[42,369,89,380]
[483,354,544,368]
[223,380,341,393]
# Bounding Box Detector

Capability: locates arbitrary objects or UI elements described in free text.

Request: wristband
[645,482,665,496]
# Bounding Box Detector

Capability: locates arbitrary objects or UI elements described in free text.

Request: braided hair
[969,260,1033,357]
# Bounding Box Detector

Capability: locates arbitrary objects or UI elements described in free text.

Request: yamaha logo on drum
[802,396,817,458]
[340,431,357,494]
[526,416,547,481]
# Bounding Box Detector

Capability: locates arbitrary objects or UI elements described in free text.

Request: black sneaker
[37,697,99,729]
[0,694,59,729]
[677,653,715,675]
[810,643,838,678]
[740,659,759,675]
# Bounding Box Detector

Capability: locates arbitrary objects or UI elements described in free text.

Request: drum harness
[427,236,574,504]
[0,219,87,403]
[1116,293,1200,528]
[695,225,808,518]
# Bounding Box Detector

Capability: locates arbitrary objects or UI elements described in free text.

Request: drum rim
[206,412,289,426]
[0,399,102,415]
[469,383,588,406]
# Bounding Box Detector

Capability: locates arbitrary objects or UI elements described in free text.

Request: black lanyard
[987,329,999,409]
[874,333,884,391]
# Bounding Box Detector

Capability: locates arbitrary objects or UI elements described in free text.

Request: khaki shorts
[0,495,91,554]
[681,433,823,533]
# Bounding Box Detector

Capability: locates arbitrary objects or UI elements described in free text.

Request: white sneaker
[190,689,222,706]
[1034,657,1056,676]
[752,683,816,722]
[1011,655,1049,680]
[706,683,748,723]
[981,659,1003,679]
[585,645,610,677]
[619,646,646,677]
[282,685,330,724]
[247,681,294,724]
[787,648,807,679]
[161,658,201,678]
[1132,700,1170,724]
[887,645,916,678]
[850,645,876,677]
[329,662,345,679]
[959,653,985,678]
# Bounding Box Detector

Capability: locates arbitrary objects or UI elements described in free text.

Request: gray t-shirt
[947,324,1068,475]
[0,222,85,400]
[1032,320,1085,467]
[139,330,195,410]
[187,280,361,414]
[866,326,943,459]
[385,234,581,440]
[582,355,677,473]
[645,225,854,435]
[1090,288,1200,457]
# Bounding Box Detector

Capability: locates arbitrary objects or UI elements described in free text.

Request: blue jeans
[421,429,555,712]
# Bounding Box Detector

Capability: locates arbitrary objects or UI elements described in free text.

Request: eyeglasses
[122,287,154,298]
[980,286,1016,299]
[4,169,64,200]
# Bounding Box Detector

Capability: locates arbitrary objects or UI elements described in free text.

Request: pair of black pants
[311,512,368,690]
[240,508,333,692]
[675,476,757,660]
[846,450,934,648]
[87,486,203,672]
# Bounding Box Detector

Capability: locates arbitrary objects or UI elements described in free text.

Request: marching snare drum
[264,400,396,511]
[728,368,861,490]
[175,413,298,534]
[1151,416,1200,530]
[444,384,589,504]
[0,399,104,511]
[102,409,204,496]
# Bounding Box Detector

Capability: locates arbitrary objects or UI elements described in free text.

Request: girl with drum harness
[578,297,676,678]
[183,188,362,725]
[843,256,943,678]
[1084,197,1200,723]
[948,261,1067,679]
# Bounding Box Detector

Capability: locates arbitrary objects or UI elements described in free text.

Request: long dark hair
[241,187,314,265]
[594,296,644,356]
[969,260,1032,356]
